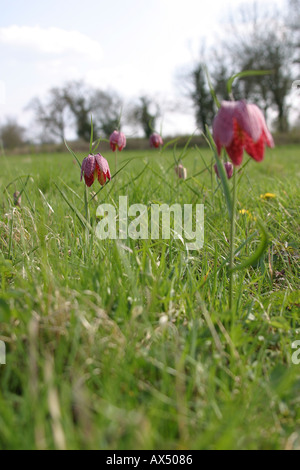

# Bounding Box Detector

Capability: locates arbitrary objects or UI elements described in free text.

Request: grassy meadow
[0,142,299,450]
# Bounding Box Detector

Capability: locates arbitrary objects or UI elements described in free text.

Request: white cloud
[0,25,103,59]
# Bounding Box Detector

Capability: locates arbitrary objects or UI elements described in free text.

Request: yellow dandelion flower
[239,209,257,221]
[260,193,276,200]
[239,209,252,217]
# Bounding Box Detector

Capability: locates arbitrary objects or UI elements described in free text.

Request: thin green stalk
[8,209,14,260]
[84,184,90,261]
[84,184,90,224]
[229,167,237,311]
[211,159,214,205]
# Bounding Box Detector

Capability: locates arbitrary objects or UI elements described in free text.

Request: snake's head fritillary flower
[149,133,163,148]
[213,100,274,166]
[13,191,21,207]
[175,164,187,180]
[80,154,111,187]
[109,130,126,152]
[214,161,233,180]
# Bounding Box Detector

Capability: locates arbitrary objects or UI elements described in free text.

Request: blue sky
[0,0,286,137]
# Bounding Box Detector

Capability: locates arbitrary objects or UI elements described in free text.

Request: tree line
[0,83,161,149]
[186,0,300,134]
[0,0,299,150]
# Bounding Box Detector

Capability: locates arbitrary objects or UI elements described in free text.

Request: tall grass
[0,144,299,449]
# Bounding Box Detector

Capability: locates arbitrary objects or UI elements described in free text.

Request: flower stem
[115,151,117,175]
[84,185,90,260]
[229,167,237,311]
[84,185,90,223]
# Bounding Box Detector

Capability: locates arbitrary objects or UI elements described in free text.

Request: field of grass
[0,142,299,450]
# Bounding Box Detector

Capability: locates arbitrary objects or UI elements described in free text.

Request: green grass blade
[204,64,221,109]
[162,137,180,153]
[54,182,92,231]
[230,219,269,272]
[227,70,273,96]
[205,126,233,219]
[88,158,133,203]
[64,139,82,169]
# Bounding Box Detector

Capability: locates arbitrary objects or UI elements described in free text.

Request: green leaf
[88,158,133,203]
[54,182,92,232]
[119,162,150,192]
[162,137,180,153]
[64,139,82,169]
[230,219,269,272]
[227,70,273,96]
[205,126,233,219]
[218,230,258,270]
[3,174,32,193]
[204,65,221,109]
[92,137,102,153]
[58,177,84,203]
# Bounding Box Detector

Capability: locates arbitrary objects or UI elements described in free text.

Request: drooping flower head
[81,153,111,187]
[213,100,274,166]
[13,191,21,207]
[175,164,187,180]
[214,161,233,180]
[149,133,163,149]
[109,130,126,152]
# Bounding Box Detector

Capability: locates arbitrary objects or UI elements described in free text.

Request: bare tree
[92,89,123,138]
[216,3,293,132]
[211,61,232,103]
[28,81,123,143]
[128,96,160,138]
[27,87,69,143]
[287,0,300,67]
[177,46,217,133]
[0,118,25,150]
[63,81,123,141]
[189,64,216,132]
